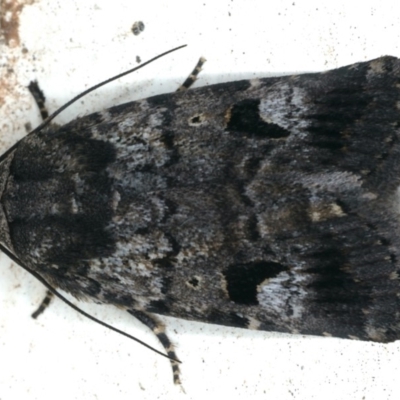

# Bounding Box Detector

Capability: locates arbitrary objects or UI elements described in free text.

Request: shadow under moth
[2,50,400,384]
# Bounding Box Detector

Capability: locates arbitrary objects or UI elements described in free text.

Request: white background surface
[1,0,400,399]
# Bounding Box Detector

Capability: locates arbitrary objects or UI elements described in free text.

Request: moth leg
[127,309,181,384]
[31,290,54,319]
[176,57,207,92]
[28,81,49,120]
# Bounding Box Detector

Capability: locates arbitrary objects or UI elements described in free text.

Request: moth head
[0,152,14,253]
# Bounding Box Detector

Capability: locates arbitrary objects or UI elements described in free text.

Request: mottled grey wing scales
[2,56,400,344]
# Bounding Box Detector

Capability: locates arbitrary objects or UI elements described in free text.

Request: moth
[2,52,400,384]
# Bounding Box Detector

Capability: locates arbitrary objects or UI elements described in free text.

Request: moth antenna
[32,44,187,135]
[0,243,180,363]
[0,45,188,165]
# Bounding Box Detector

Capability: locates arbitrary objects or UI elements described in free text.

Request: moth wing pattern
[2,55,400,382]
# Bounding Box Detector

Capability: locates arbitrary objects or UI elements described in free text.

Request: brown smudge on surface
[0,0,34,47]
[0,58,16,107]
[0,1,38,146]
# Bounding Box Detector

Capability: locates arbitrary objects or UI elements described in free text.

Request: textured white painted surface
[1,1,400,399]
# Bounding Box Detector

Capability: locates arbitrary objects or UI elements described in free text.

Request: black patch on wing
[226,99,290,139]
[224,261,288,305]
[207,310,249,328]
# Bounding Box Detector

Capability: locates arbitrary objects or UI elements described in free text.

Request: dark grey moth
[2,55,400,383]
